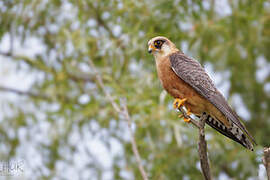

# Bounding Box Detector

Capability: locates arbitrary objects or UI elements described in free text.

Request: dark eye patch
[154,40,165,49]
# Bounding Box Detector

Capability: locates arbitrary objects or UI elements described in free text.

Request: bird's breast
[156,57,189,98]
[155,57,206,115]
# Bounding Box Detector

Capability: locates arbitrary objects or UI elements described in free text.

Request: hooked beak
[148,44,155,54]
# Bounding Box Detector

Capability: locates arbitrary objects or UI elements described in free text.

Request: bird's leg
[183,108,191,123]
[174,98,191,123]
[173,98,187,109]
[178,114,184,118]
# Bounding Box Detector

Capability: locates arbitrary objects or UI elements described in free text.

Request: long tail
[199,113,254,151]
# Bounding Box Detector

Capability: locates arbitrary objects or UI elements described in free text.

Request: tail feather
[200,113,254,151]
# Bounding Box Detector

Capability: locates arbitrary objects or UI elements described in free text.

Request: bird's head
[147,36,178,58]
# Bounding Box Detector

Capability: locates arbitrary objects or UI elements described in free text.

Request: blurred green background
[0,0,269,179]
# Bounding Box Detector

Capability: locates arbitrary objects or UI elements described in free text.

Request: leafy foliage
[0,0,269,179]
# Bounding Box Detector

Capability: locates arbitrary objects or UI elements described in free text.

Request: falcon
[148,36,256,150]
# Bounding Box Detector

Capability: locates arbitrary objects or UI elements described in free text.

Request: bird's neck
[154,47,180,62]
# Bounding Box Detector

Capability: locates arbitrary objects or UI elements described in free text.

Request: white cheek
[161,45,171,56]
[153,44,173,59]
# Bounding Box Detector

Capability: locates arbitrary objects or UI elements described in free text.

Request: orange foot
[173,98,187,109]
[183,108,191,123]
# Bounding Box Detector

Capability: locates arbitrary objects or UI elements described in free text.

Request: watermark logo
[0,159,24,176]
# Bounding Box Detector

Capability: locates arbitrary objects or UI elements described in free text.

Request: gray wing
[169,52,256,144]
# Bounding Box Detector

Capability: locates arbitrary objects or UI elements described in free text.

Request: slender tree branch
[177,105,200,128]
[176,106,212,180]
[263,147,270,180]
[121,99,149,180]
[198,113,212,180]
[88,59,149,180]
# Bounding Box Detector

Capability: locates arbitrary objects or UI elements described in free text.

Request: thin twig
[121,99,149,180]
[176,106,212,180]
[88,59,148,180]
[263,147,270,180]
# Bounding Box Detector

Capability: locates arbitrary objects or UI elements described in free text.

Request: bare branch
[121,99,149,180]
[264,147,270,180]
[177,105,200,128]
[88,59,148,180]
[176,107,212,180]
[198,113,212,180]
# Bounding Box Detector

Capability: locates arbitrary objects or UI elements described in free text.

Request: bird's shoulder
[169,52,217,95]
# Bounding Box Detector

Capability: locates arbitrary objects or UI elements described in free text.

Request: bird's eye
[154,40,163,49]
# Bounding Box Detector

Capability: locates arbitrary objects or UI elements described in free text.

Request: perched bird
[148,36,256,150]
